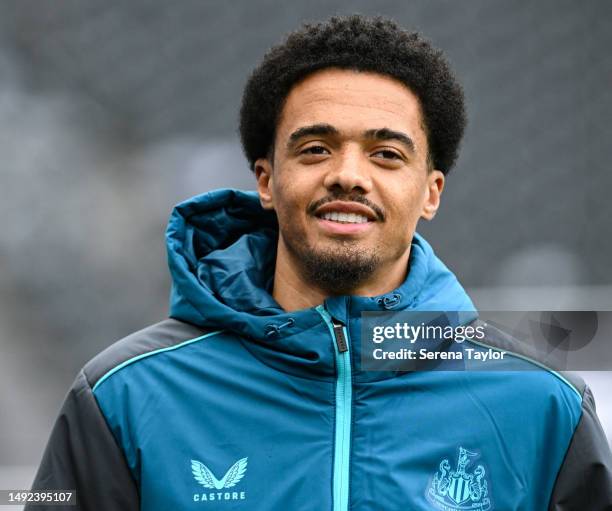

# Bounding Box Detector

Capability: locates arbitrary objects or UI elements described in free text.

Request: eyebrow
[287,123,339,148]
[286,124,416,154]
[363,128,416,155]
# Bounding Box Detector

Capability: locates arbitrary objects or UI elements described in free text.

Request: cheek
[383,186,426,230]
[273,171,317,218]
[272,184,308,232]
[275,189,300,216]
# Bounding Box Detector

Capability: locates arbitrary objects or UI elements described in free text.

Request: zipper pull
[331,320,348,353]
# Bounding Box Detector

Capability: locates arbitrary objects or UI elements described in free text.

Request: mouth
[313,201,378,235]
[318,211,371,224]
[313,200,379,222]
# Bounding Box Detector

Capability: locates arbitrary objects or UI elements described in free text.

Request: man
[29,14,611,510]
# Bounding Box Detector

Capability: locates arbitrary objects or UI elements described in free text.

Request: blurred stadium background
[1,0,611,501]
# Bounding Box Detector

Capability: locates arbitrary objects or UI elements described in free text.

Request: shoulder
[467,318,586,402]
[82,318,222,391]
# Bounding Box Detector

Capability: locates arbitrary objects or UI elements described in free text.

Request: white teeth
[321,211,369,223]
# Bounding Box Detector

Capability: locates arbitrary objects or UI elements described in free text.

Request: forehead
[277,68,427,150]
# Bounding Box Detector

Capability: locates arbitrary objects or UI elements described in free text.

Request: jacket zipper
[316,306,352,511]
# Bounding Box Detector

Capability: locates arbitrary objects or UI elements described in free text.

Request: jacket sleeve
[548,385,612,510]
[25,370,139,511]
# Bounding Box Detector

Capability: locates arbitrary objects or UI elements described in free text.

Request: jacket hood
[166,188,476,378]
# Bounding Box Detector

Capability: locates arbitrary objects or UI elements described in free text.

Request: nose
[322,146,373,194]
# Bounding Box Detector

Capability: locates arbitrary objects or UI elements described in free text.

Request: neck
[272,240,411,312]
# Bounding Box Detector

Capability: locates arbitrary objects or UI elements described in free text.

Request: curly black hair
[239,14,466,175]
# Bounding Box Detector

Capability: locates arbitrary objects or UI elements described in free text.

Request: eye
[372,149,403,160]
[301,145,330,155]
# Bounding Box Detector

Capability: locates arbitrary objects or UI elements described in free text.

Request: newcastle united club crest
[427,446,491,511]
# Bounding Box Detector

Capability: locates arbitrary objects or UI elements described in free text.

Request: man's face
[255,68,444,294]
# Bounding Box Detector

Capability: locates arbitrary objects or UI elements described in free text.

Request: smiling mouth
[318,211,371,224]
[313,211,376,236]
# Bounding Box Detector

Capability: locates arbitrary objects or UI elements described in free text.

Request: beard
[283,232,382,294]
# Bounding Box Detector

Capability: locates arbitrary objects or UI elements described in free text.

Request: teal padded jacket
[28,188,612,510]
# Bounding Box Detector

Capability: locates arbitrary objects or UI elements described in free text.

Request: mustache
[307,193,385,221]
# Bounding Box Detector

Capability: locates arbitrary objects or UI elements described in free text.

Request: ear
[420,169,445,220]
[254,157,275,210]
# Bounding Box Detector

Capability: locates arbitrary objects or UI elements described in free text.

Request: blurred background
[1,0,611,500]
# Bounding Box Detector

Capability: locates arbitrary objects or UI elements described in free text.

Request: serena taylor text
[372,347,505,361]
